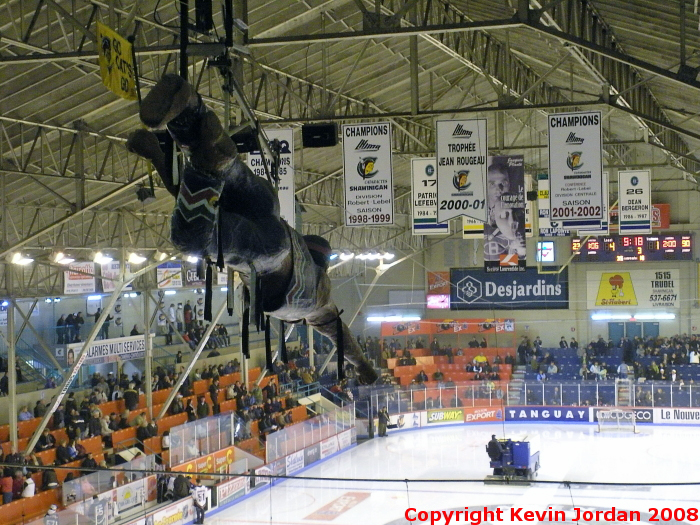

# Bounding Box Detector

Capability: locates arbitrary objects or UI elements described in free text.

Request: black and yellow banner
[97,22,137,100]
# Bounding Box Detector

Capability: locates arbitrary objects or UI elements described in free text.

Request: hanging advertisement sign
[483,155,526,273]
[411,158,448,235]
[427,271,450,295]
[246,128,295,225]
[578,171,609,236]
[586,270,679,309]
[342,122,394,227]
[101,261,132,292]
[64,262,96,295]
[618,170,652,234]
[536,174,571,237]
[67,335,148,365]
[525,174,533,238]
[436,119,488,223]
[157,262,183,288]
[183,262,205,287]
[547,110,604,227]
[97,23,137,100]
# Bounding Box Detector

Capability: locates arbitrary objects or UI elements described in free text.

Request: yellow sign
[97,22,137,100]
[594,272,638,306]
[426,409,464,424]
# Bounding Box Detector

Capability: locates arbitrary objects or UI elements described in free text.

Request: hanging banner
[246,128,295,225]
[609,203,670,231]
[157,262,183,289]
[462,216,484,239]
[411,158,448,235]
[537,173,571,237]
[64,262,96,295]
[342,122,394,227]
[618,170,652,234]
[183,262,205,287]
[586,270,679,309]
[484,156,526,272]
[96,22,137,100]
[67,335,149,365]
[101,261,132,292]
[436,119,488,223]
[525,174,533,238]
[547,110,604,227]
[578,171,609,236]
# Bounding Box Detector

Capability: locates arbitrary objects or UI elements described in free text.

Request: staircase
[507,366,527,405]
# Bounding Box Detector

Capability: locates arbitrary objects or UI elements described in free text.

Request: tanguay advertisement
[450,268,569,310]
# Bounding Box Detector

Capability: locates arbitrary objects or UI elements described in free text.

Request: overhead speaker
[230,125,260,153]
[302,123,338,148]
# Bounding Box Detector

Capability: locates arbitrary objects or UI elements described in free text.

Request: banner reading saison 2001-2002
[411,158,448,235]
[436,119,488,223]
[342,123,394,227]
[548,111,604,228]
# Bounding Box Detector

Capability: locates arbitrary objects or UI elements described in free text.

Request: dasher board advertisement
[436,119,488,223]
[547,110,604,228]
[342,123,394,227]
[246,128,295,225]
[618,170,651,234]
[411,158,448,235]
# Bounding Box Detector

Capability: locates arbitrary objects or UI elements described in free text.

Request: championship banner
[436,119,488,223]
[618,170,651,234]
[342,122,394,227]
[411,158,448,235]
[586,270,679,309]
[484,156,526,273]
[547,111,604,227]
[536,174,570,237]
[246,128,295,225]
[578,171,609,236]
[64,262,96,295]
[156,262,182,288]
[462,216,484,239]
[97,23,137,100]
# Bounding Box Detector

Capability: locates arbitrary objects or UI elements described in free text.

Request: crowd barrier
[169,412,236,468]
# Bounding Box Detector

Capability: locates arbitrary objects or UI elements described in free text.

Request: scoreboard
[572,234,692,262]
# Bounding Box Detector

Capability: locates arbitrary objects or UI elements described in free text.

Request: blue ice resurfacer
[487,436,540,481]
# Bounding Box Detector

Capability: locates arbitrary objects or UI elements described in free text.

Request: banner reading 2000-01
[547,111,604,228]
[436,119,488,223]
[342,122,394,227]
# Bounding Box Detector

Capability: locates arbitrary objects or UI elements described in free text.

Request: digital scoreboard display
[572,234,692,262]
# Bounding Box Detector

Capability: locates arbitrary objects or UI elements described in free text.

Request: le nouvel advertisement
[547,110,604,228]
[450,267,569,310]
[436,119,488,223]
[245,128,295,225]
[411,158,449,235]
[342,122,394,227]
[483,155,526,273]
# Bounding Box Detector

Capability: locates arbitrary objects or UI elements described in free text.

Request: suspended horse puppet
[127,75,378,385]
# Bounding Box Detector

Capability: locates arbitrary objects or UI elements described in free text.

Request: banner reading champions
[97,23,137,100]
[436,119,488,223]
[342,123,394,227]
[547,111,604,228]
[483,155,526,272]
[411,158,448,235]
[586,270,679,309]
[618,170,651,234]
[450,267,569,310]
[246,129,295,225]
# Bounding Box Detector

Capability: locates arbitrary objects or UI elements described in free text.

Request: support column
[308,324,314,368]
[143,293,153,419]
[242,350,249,385]
[7,268,17,450]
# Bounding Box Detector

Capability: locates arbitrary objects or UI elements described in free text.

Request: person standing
[73,312,85,342]
[378,407,390,438]
[56,315,66,344]
[176,303,184,332]
[209,378,220,415]
[44,504,59,525]
[191,478,207,525]
[183,300,193,332]
[65,313,75,344]
[89,495,107,525]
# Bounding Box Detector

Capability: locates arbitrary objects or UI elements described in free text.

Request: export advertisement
[423,408,465,425]
[463,406,505,423]
[217,476,247,506]
[506,407,589,422]
[342,122,394,226]
[246,128,295,225]
[654,408,700,424]
[450,267,569,310]
[412,158,448,235]
[591,407,653,424]
[427,271,451,295]
[586,270,679,309]
[618,170,651,234]
[286,450,305,475]
[436,119,488,223]
[547,110,604,228]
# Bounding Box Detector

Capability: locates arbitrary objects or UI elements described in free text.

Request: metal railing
[169,411,237,468]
